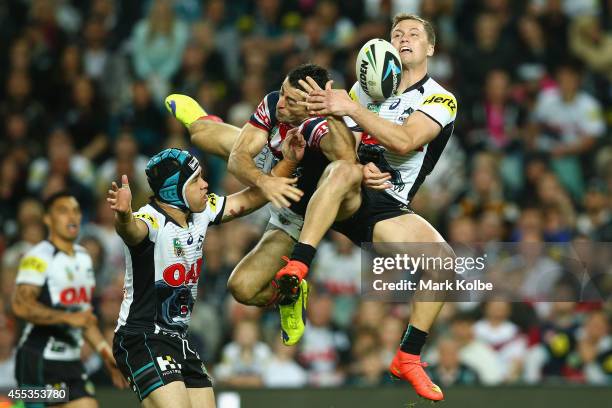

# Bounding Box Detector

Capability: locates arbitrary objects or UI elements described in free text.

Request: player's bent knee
[326,161,362,189]
[227,270,258,304]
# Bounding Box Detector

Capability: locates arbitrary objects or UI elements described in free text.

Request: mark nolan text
[373,279,493,291]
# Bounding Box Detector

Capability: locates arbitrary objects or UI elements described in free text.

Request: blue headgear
[146,148,201,210]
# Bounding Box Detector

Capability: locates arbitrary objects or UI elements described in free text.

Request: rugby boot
[165,94,223,126]
[389,349,444,402]
[278,279,309,346]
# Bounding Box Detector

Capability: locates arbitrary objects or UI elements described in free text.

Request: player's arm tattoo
[12,284,69,325]
[221,204,257,223]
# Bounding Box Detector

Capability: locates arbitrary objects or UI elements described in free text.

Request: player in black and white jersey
[106,139,303,407]
[12,192,126,408]
[165,64,357,347]
[276,14,458,402]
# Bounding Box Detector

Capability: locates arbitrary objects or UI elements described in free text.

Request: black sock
[400,324,428,355]
[290,242,317,267]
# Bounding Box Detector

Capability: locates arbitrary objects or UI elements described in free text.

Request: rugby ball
[355,39,402,101]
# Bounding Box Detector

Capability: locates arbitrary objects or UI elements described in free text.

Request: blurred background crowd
[1,0,612,390]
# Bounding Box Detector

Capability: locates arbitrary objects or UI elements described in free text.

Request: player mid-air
[107,136,304,407]
[276,14,457,402]
[12,192,127,408]
[166,63,357,347]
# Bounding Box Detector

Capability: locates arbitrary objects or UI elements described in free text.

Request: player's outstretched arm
[165,93,241,159]
[221,129,305,222]
[12,284,97,327]
[83,321,128,389]
[107,175,148,246]
[304,86,442,155]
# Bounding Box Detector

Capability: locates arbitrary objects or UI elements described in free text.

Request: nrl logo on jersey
[367,103,381,113]
[173,238,184,257]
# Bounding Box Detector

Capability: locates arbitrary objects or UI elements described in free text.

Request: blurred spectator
[1,70,47,144]
[453,153,511,219]
[262,337,308,387]
[457,12,517,104]
[449,313,505,385]
[96,131,150,204]
[131,0,189,102]
[569,15,612,83]
[63,76,110,162]
[316,0,356,48]
[299,290,350,386]
[464,69,525,156]
[524,301,581,383]
[0,155,29,234]
[578,311,612,384]
[427,338,480,386]
[378,315,405,365]
[215,319,271,387]
[347,347,393,386]
[82,17,110,81]
[531,62,605,200]
[27,128,94,212]
[0,315,17,388]
[474,302,528,382]
[313,231,360,295]
[116,81,165,157]
[576,182,611,237]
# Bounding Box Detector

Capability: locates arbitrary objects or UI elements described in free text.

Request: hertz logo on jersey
[207,194,218,212]
[421,94,457,115]
[19,256,47,273]
[134,212,159,229]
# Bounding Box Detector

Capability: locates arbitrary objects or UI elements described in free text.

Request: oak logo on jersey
[60,286,94,304]
[19,256,47,273]
[162,258,203,287]
[422,94,457,115]
[156,355,182,372]
[134,212,159,229]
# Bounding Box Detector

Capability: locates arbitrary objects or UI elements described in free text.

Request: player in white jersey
[107,141,303,407]
[275,14,458,402]
[12,192,126,408]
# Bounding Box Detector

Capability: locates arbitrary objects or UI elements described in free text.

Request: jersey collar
[401,74,430,95]
[150,200,193,228]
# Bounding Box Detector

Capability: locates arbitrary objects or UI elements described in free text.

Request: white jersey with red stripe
[347,75,457,205]
[15,240,96,361]
[249,91,331,218]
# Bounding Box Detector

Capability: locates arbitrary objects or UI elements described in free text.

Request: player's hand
[363,162,392,190]
[300,79,356,117]
[107,175,133,217]
[100,346,129,389]
[281,128,306,163]
[65,310,98,328]
[256,174,303,208]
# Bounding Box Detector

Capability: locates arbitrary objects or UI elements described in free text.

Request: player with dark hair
[12,192,127,408]
[107,136,304,407]
[275,13,457,402]
[166,63,357,346]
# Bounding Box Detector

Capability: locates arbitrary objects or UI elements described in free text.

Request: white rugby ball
[355,38,402,101]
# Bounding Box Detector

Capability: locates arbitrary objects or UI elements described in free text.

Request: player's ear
[427,44,434,57]
[43,213,51,229]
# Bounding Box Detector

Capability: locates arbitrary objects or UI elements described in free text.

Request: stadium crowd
[1,0,611,389]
